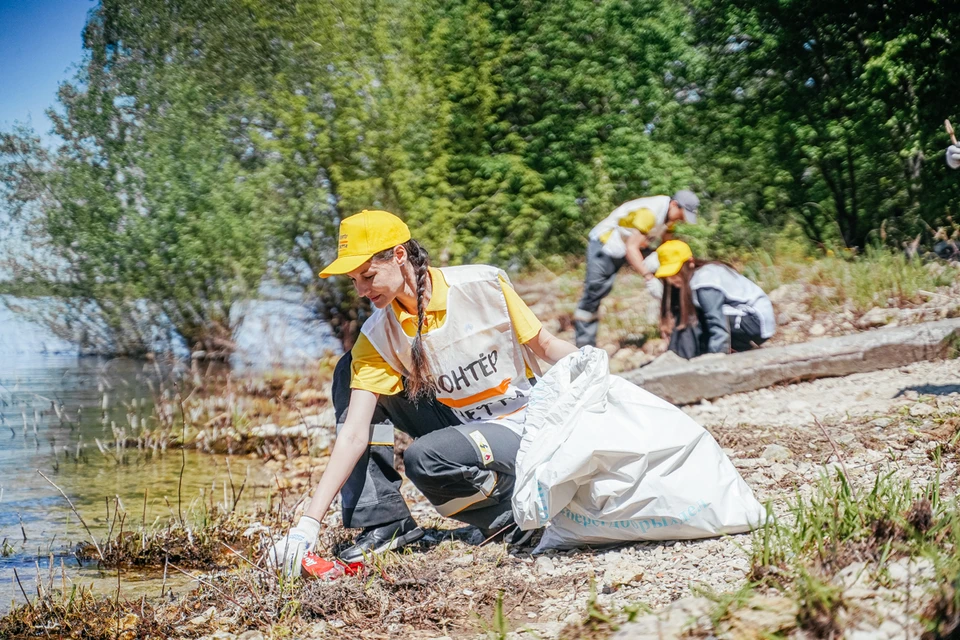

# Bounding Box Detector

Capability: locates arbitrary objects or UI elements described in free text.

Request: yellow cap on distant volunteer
[655,240,694,278]
[319,210,411,278]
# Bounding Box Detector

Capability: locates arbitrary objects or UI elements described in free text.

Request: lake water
[0,299,338,612]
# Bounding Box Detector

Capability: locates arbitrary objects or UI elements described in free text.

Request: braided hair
[372,239,434,400]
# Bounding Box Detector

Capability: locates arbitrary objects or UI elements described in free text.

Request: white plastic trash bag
[512,346,765,550]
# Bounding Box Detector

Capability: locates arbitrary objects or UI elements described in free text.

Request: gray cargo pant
[574,239,626,347]
[332,353,522,531]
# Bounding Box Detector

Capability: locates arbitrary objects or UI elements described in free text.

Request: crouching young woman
[652,240,776,359]
[269,210,578,575]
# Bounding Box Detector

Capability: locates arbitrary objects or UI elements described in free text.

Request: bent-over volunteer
[574,191,699,347]
[268,210,578,576]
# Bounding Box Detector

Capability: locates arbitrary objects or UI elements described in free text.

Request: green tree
[691,0,960,249]
[402,0,696,265]
[1,2,276,355]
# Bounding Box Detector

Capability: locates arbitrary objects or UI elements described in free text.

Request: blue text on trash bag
[556,499,711,532]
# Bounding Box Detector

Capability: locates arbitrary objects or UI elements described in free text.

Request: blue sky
[0,1,94,145]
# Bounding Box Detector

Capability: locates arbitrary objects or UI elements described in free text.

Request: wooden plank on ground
[620,318,960,405]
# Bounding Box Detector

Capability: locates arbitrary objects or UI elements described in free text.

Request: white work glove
[267,516,321,577]
[947,145,960,170]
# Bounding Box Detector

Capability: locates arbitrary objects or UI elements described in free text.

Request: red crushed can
[301,551,365,580]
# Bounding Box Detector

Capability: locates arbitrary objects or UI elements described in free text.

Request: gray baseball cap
[672,190,699,224]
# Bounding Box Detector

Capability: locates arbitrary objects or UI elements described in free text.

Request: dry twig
[37,469,104,560]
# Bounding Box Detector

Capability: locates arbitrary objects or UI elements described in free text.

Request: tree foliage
[2,0,957,353]
[690,0,960,249]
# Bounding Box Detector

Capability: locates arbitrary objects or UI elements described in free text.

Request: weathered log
[621,318,960,405]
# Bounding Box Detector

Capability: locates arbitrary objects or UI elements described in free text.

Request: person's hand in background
[947,144,960,169]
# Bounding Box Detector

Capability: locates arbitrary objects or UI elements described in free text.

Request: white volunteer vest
[588,196,671,243]
[361,265,536,428]
[690,264,776,339]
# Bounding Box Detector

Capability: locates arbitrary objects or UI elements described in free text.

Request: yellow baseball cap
[655,240,694,278]
[319,210,411,278]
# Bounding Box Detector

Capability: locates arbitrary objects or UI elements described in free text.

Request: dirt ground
[10,357,955,639]
[240,358,957,639]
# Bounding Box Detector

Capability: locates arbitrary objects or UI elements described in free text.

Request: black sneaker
[480,522,540,547]
[338,517,424,563]
[504,524,538,547]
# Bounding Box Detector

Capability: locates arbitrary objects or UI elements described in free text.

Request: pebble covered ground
[214,358,958,639]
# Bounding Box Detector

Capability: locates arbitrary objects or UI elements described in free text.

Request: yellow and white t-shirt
[350,267,542,395]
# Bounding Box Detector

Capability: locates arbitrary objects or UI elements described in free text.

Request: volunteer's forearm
[302,431,368,522]
[531,328,578,364]
[303,391,378,522]
[625,245,648,275]
[624,233,650,275]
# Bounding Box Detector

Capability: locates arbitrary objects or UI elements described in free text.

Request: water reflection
[0,298,336,611]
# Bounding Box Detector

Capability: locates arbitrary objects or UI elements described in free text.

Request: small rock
[887,558,935,583]
[300,409,336,428]
[837,561,868,589]
[844,586,875,600]
[858,307,895,328]
[808,323,826,336]
[910,403,934,417]
[762,444,792,462]
[295,389,327,405]
[835,433,857,446]
[535,556,556,575]
[903,390,920,401]
[725,596,798,637]
[668,596,713,620]
[250,422,279,437]
[847,627,884,640]
[612,597,713,638]
[879,620,904,636]
[451,554,474,566]
[887,561,909,582]
[767,463,789,482]
[768,284,806,305]
[187,606,217,627]
[870,417,893,428]
[603,565,644,588]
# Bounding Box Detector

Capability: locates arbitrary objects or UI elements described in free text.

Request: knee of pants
[402,439,432,486]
